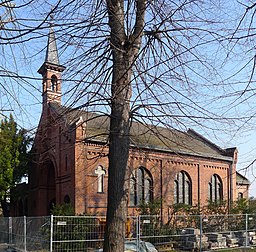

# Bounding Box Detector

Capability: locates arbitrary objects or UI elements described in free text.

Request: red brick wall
[28,110,241,218]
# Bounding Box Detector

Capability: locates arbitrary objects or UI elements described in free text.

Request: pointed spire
[45,26,60,65]
[38,26,65,74]
[38,24,66,106]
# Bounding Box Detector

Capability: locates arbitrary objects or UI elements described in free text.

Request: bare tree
[2,0,255,251]
[44,1,238,251]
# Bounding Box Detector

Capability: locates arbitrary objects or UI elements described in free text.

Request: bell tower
[38,26,66,107]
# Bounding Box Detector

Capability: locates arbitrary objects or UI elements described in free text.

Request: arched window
[208,174,223,203]
[174,171,192,205]
[48,198,56,215]
[95,165,106,193]
[64,195,70,204]
[130,167,153,206]
[238,192,243,200]
[51,75,58,91]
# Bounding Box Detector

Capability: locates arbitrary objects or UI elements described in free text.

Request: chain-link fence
[1,214,256,251]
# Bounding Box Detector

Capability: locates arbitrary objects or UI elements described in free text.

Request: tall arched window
[130,167,153,206]
[174,171,192,205]
[208,174,223,203]
[51,75,58,91]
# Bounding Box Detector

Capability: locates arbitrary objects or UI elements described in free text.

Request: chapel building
[26,28,250,218]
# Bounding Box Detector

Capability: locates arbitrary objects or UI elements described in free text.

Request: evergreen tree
[0,115,31,216]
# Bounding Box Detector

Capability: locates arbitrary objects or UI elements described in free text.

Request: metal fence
[0,216,51,251]
[1,214,256,251]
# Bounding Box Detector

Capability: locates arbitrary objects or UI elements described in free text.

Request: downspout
[227,166,230,211]
[160,159,163,222]
[197,164,200,210]
[229,161,233,211]
[226,148,238,212]
[58,126,61,204]
[84,142,88,213]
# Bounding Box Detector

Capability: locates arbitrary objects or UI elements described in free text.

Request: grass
[213,248,256,252]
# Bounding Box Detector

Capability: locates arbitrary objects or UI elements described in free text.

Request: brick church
[24,28,250,217]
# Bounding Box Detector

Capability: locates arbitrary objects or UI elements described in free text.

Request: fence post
[245,213,248,247]
[24,216,27,252]
[199,215,202,252]
[8,217,12,246]
[50,215,53,252]
[136,216,141,251]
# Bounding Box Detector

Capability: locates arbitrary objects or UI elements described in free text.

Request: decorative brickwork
[27,28,250,218]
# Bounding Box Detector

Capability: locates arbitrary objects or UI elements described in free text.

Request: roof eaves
[84,138,234,162]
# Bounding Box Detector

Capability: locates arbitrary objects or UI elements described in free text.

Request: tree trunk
[103,47,132,252]
[104,1,146,251]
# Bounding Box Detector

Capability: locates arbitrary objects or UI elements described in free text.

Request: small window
[238,192,243,200]
[64,195,70,204]
[51,75,58,91]
[95,165,106,193]
[48,198,56,215]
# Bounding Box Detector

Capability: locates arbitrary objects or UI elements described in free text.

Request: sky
[1,0,256,197]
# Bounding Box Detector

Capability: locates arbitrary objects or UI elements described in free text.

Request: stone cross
[95,165,106,193]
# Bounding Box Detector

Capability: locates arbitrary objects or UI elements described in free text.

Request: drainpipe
[197,164,200,210]
[160,159,163,222]
[227,148,237,211]
[229,161,233,211]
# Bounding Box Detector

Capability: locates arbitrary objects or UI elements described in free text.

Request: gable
[236,172,250,185]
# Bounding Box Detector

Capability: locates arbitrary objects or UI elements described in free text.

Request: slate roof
[38,27,66,74]
[49,102,235,162]
[45,26,60,65]
[236,172,250,185]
